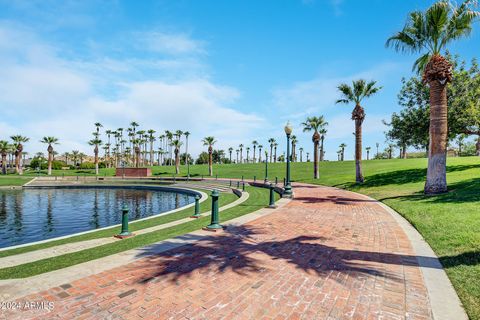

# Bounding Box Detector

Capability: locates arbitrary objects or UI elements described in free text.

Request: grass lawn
[0,176,32,186]
[0,185,273,279]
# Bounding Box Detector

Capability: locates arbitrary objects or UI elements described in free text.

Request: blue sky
[0,0,479,160]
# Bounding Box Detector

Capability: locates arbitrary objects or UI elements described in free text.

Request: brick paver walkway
[1,184,432,320]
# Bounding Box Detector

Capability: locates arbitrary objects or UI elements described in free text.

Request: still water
[0,187,195,248]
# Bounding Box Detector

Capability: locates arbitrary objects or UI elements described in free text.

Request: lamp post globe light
[284,121,293,197]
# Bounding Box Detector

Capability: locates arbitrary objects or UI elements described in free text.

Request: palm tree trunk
[1,154,6,174]
[175,150,180,174]
[95,152,99,175]
[313,140,319,179]
[48,152,53,175]
[208,149,213,176]
[320,137,325,161]
[274,147,277,163]
[270,146,273,162]
[424,81,448,194]
[355,119,364,183]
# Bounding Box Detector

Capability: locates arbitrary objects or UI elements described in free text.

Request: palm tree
[336,80,382,183]
[228,147,233,163]
[40,137,59,175]
[78,152,86,166]
[386,0,479,193]
[0,141,10,175]
[273,142,278,163]
[171,139,183,174]
[202,136,217,176]
[258,145,263,162]
[94,122,103,135]
[239,144,244,163]
[319,128,327,161]
[246,147,250,163]
[290,136,297,162]
[148,129,156,166]
[339,143,347,161]
[10,135,29,174]
[252,140,258,163]
[299,147,304,162]
[366,147,371,160]
[302,116,328,179]
[88,137,103,175]
[184,131,190,167]
[268,138,276,163]
[71,150,80,168]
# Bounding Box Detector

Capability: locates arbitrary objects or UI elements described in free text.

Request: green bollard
[268,183,277,208]
[216,174,218,180]
[254,175,256,183]
[191,195,201,218]
[115,205,133,238]
[237,181,240,188]
[204,190,222,230]
[275,177,278,185]
[242,182,245,191]
[229,180,232,187]
[241,175,244,182]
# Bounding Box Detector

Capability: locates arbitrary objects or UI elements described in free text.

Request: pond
[0,187,196,249]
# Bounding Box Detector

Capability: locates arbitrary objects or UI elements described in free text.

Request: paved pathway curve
[1,184,442,319]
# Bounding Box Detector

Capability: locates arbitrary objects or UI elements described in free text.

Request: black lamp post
[284,121,293,197]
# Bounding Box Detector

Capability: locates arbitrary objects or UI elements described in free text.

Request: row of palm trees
[0,135,29,175]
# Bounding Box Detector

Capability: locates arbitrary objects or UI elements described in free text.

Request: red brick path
[1,184,432,320]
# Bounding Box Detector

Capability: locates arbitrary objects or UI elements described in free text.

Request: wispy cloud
[137,31,206,55]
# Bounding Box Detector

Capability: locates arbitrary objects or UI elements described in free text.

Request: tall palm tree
[40,137,59,175]
[268,138,276,163]
[71,150,80,168]
[10,135,29,174]
[319,128,327,161]
[290,135,298,162]
[273,142,278,163]
[184,131,190,167]
[239,144,244,163]
[336,80,382,183]
[299,147,304,162]
[88,136,103,175]
[302,116,328,179]
[148,129,156,166]
[0,141,10,175]
[252,140,258,163]
[171,139,183,174]
[376,142,380,159]
[228,147,233,163]
[202,136,217,176]
[78,152,86,165]
[386,0,479,193]
[258,145,263,162]
[94,122,103,136]
[366,147,371,160]
[246,147,250,163]
[62,152,71,165]
[339,143,347,161]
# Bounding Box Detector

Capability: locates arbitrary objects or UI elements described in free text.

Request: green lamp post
[284,121,293,197]
[205,190,222,230]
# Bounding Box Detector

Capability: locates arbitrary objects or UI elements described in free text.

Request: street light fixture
[284,121,293,197]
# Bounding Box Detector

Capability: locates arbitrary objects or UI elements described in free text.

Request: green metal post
[205,190,222,229]
[237,181,240,188]
[191,194,201,218]
[254,175,256,183]
[268,183,277,208]
[242,182,245,191]
[275,177,278,185]
[116,205,132,238]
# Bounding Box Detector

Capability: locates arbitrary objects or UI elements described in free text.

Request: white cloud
[0,25,265,157]
[137,31,206,55]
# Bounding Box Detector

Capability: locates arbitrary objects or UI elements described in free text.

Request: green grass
[0,189,238,258]
[0,185,273,279]
[0,176,32,186]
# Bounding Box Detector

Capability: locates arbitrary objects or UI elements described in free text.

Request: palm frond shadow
[132,225,447,287]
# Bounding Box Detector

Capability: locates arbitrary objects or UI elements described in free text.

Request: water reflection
[0,188,194,248]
